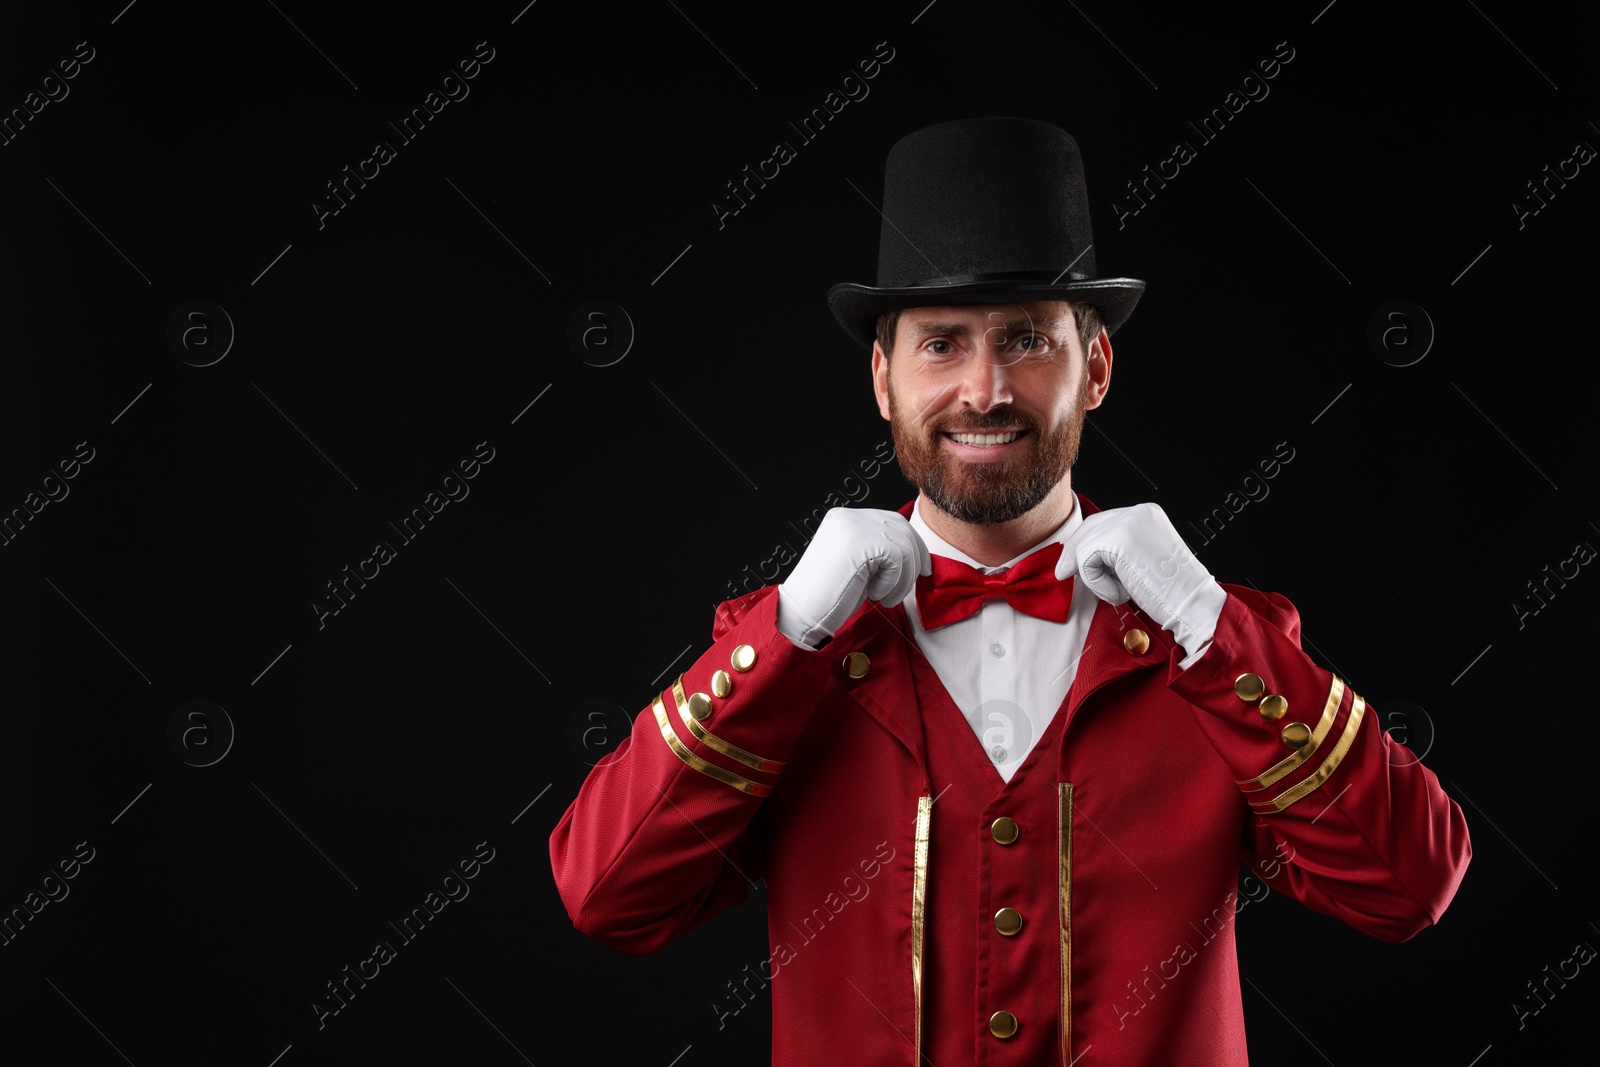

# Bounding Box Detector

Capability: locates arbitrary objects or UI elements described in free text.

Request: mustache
[930,411,1038,434]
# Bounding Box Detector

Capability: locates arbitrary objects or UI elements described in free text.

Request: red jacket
[549,495,1471,1065]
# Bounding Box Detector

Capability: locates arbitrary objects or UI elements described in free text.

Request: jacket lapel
[1062,591,1171,723]
[1059,493,1173,720]
[832,598,930,772]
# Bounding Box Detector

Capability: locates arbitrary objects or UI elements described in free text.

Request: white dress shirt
[905,495,1098,782]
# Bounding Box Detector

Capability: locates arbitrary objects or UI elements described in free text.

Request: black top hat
[828,116,1145,348]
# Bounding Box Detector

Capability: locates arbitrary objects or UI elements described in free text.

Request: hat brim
[827,278,1145,349]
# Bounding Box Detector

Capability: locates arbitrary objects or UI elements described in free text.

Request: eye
[1016,334,1049,351]
[924,339,954,355]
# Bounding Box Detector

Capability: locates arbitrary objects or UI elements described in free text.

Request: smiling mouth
[944,430,1026,447]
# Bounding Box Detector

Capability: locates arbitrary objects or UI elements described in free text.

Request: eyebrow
[908,317,1067,339]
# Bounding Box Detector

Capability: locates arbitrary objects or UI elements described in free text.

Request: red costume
[549,495,1471,1065]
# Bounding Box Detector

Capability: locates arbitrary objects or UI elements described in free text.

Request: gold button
[730,644,757,672]
[1123,629,1150,655]
[994,907,1023,936]
[1259,693,1288,722]
[710,669,732,698]
[1281,721,1311,748]
[989,1010,1018,1039]
[687,692,714,721]
[990,817,1019,845]
[842,651,871,679]
[1234,673,1265,702]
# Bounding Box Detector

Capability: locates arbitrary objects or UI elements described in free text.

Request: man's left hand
[1055,502,1229,661]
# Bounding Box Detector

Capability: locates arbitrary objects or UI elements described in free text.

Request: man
[550,117,1470,1065]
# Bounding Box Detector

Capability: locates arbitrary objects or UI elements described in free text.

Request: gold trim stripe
[652,696,771,797]
[1251,693,1367,814]
[1237,675,1346,792]
[670,677,785,773]
[912,795,932,1066]
[1059,783,1074,1065]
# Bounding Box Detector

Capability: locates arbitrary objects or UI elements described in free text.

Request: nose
[956,344,1015,414]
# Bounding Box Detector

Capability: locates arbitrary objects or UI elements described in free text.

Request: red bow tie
[914,541,1074,630]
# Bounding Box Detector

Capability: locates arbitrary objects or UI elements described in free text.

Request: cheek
[1056,365,1091,409]
[904,369,962,416]
[1017,372,1074,420]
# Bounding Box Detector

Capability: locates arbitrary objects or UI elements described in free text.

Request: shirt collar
[908,492,1084,575]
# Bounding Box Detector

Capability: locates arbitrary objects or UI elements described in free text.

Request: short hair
[876,301,1104,359]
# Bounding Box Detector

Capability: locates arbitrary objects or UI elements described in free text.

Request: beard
[888,370,1089,525]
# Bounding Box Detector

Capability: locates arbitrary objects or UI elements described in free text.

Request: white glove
[777,508,932,649]
[1055,502,1227,661]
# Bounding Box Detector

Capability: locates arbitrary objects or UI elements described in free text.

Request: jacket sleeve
[1167,585,1472,942]
[548,585,836,954]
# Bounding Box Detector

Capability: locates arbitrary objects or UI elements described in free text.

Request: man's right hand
[776,508,931,649]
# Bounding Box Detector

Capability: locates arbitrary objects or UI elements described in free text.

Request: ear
[1083,327,1112,411]
[872,341,892,421]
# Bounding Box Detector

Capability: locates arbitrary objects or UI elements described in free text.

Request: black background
[2,1,1596,1064]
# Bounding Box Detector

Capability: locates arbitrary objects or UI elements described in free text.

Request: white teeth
[951,431,1019,446]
